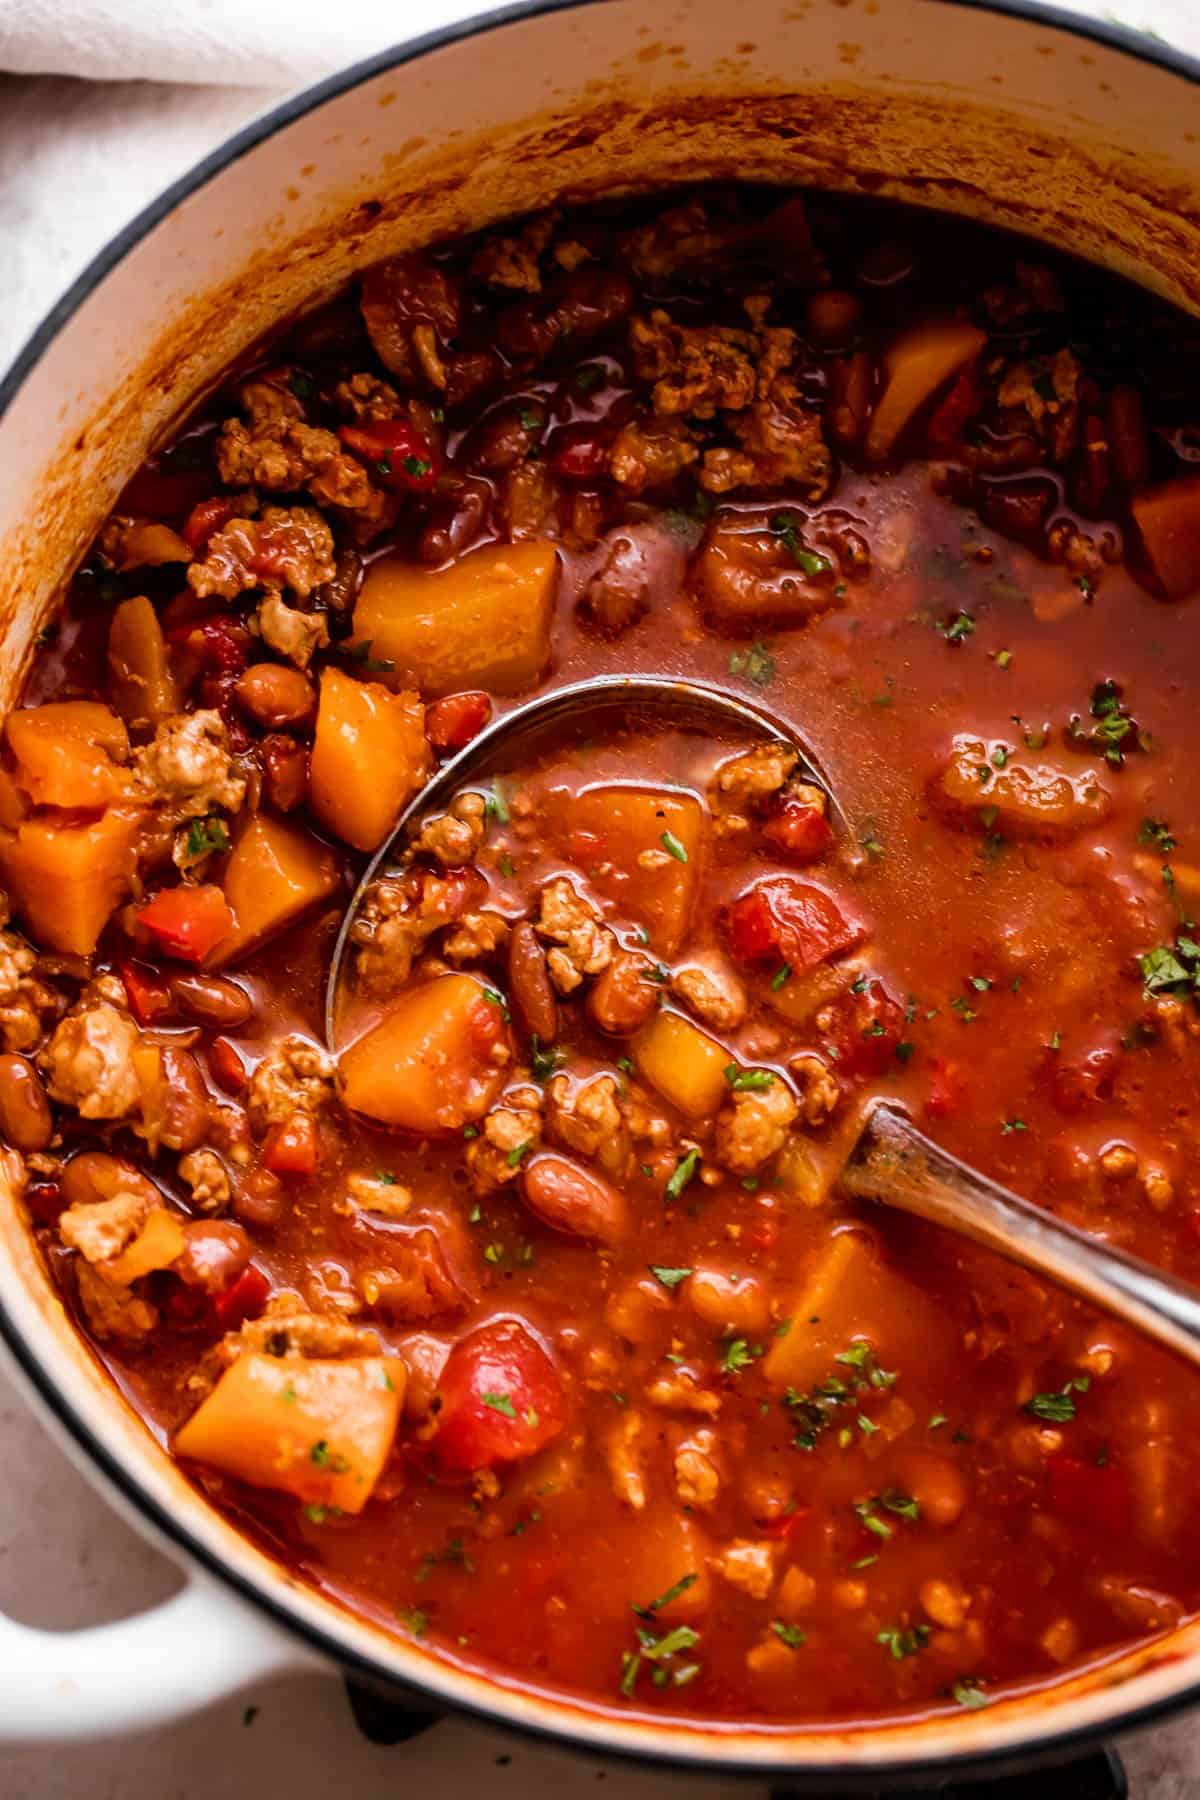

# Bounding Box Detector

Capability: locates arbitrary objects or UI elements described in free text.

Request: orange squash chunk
[0,805,142,953]
[340,973,511,1134]
[309,667,430,852]
[107,595,181,723]
[176,1353,405,1514]
[212,812,340,967]
[633,1008,729,1119]
[6,701,131,808]
[354,541,558,695]
[865,317,987,462]
[551,784,703,954]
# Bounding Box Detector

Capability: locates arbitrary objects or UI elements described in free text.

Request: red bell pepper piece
[137,885,235,963]
[261,1112,320,1177]
[118,958,174,1026]
[823,979,906,1077]
[926,1054,967,1119]
[725,875,861,969]
[425,690,493,753]
[182,495,242,551]
[211,1264,271,1330]
[762,798,835,863]
[338,420,440,492]
[431,1318,567,1475]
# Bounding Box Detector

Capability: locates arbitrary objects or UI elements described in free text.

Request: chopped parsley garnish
[397,1606,428,1637]
[337,638,396,673]
[855,1501,893,1541]
[784,1341,896,1451]
[484,781,509,823]
[770,962,792,991]
[1140,817,1176,855]
[632,1572,697,1620]
[1140,937,1200,999]
[993,649,1013,669]
[721,1338,759,1375]
[184,815,229,859]
[723,1063,776,1091]
[940,611,976,644]
[649,1265,693,1290]
[860,829,885,860]
[729,640,776,687]
[505,1139,533,1169]
[1073,678,1146,767]
[309,1440,348,1473]
[287,370,315,401]
[665,1147,699,1201]
[481,1391,518,1419]
[1000,1117,1028,1135]
[878,1624,931,1661]
[770,512,832,576]
[518,407,542,432]
[771,1620,806,1648]
[374,1170,397,1185]
[529,1035,567,1082]
[952,1677,989,1709]
[660,830,688,863]
[1025,1376,1090,1422]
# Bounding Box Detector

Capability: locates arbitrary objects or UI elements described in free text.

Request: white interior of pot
[2,0,1200,1768]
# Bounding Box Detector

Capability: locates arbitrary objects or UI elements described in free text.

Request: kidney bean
[61,1150,158,1212]
[507,921,558,1043]
[169,972,253,1030]
[417,475,492,566]
[151,1047,210,1154]
[314,545,364,620]
[208,1037,248,1094]
[496,269,633,363]
[978,476,1056,547]
[234,663,316,730]
[260,734,309,812]
[0,1054,52,1151]
[804,289,862,350]
[231,1168,284,1229]
[459,401,545,473]
[521,1151,627,1245]
[175,1219,251,1294]
[443,347,504,409]
[687,1264,769,1335]
[1108,384,1151,489]
[890,1448,968,1527]
[587,949,658,1035]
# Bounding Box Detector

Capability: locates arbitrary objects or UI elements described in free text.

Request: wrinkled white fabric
[0,0,485,87]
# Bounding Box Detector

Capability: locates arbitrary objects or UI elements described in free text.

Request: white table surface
[2,21,1200,1795]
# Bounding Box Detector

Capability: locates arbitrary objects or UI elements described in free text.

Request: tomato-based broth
[9,186,1200,1725]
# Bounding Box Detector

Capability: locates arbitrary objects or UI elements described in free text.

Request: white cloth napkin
[0,0,1194,87]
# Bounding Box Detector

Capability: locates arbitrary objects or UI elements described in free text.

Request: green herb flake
[665,1147,699,1201]
[530,1035,567,1082]
[481,1391,518,1419]
[952,1677,990,1709]
[397,1606,429,1637]
[771,1620,806,1648]
[1140,817,1176,855]
[724,1063,776,1091]
[770,962,792,992]
[650,1265,693,1290]
[729,641,777,688]
[878,1624,931,1661]
[484,782,509,824]
[505,1139,533,1169]
[941,612,976,645]
[1000,1117,1028,1135]
[184,815,230,860]
[721,1337,757,1375]
[338,638,396,673]
[1025,1376,1090,1422]
[661,830,688,864]
[770,512,832,577]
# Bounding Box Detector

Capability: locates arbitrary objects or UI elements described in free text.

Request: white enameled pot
[1,0,1199,1776]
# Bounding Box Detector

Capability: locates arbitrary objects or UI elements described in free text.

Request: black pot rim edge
[0,0,1197,1781]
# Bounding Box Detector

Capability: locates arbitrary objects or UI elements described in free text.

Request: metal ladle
[324,671,1200,1370]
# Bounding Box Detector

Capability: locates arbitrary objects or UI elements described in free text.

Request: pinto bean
[61,1150,158,1212]
[235,664,316,729]
[260,734,309,812]
[169,973,253,1030]
[588,949,658,1035]
[176,1219,251,1293]
[521,1151,627,1245]
[890,1448,968,1527]
[232,1167,284,1229]
[687,1264,769,1335]
[508,921,558,1043]
[0,1054,52,1151]
[150,1047,210,1154]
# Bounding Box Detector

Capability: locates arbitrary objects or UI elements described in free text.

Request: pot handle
[0,1568,321,1742]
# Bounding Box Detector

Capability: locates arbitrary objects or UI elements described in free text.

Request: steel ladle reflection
[324,670,1200,1372]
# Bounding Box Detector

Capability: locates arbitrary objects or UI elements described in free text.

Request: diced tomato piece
[467,993,506,1060]
[138,885,235,963]
[338,420,440,492]
[182,495,241,551]
[762,1505,812,1540]
[119,958,174,1026]
[725,875,861,969]
[426,690,493,753]
[431,1317,567,1475]
[1047,1453,1133,1537]
[119,464,212,521]
[762,798,835,863]
[548,424,609,483]
[926,1053,966,1119]
[211,1264,271,1330]
[261,1112,320,1177]
[823,979,905,1077]
[208,1036,247,1094]
[167,615,250,675]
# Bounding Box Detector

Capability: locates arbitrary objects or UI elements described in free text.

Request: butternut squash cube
[764,1228,950,1393]
[310,667,430,852]
[865,317,986,462]
[101,1208,185,1287]
[354,541,558,695]
[176,1353,405,1514]
[618,1507,712,1620]
[213,812,340,967]
[0,805,142,953]
[107,594,180,724]
[6,701,130,808]
[340,973,511,1134]
[633,1007,729,1118]
[551,784,703,954]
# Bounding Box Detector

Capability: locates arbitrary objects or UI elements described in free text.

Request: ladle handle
[843,1099,1200,1370]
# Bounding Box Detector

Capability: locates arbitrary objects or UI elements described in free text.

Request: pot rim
[2,0,1200,1779]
